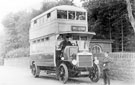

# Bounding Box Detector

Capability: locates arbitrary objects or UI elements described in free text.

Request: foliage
[2,12,31,54]
[82,0,135,52]
[125,33,135,51]
[57,0,74,5]
[5,48,29,58]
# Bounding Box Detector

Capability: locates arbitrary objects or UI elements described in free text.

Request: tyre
[89,63,100,82]
[58,63,69,84]
[31,64,40,78]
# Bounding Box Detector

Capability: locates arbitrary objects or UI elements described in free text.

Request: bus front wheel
[58,63,69,84]
[89,64,100,82]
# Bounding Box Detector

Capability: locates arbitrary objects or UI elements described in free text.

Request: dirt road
[0,66,134,85]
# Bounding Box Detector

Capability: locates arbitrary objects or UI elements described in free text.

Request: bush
[6,48,29,58]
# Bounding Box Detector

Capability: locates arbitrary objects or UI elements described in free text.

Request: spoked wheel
[31,64,40,78]
[58,63,69,84]
[89,64,100,82]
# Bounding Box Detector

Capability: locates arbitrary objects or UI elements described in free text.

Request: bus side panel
[30,36,56,67]
[30,21,58,40]
[30,53,54,66]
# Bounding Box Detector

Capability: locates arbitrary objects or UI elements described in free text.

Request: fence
[94,52,135,80]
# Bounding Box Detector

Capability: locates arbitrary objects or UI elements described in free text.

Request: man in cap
[59,36,72,53]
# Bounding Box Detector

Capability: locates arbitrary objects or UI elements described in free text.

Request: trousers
[103,69,110,85]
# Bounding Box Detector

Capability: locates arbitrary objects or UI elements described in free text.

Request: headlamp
[61,57,64,60]
[72,59,78,65]
[71,54,78,65]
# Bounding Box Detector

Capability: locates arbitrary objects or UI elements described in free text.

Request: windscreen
[58,34,92,51]
[72,35,89,51]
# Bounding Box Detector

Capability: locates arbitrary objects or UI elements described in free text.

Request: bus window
[37,39,40,43]
[33,40,36,44]
[73,36,79,40]
[81,36,87,40]
[34,20,37,24]
[47,13,51,18]
[45,37,49,40]
[76,12,86,20]
[68,11,75,20]
[41,38,44,42]
[57,10,67,19]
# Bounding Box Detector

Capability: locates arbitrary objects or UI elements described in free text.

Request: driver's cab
[56,33,92,52]
[55,32,95,65]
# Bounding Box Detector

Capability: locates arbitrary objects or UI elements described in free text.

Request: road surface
[0,66,135,85]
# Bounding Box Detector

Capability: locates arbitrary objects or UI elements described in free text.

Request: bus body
[29,5,100,83]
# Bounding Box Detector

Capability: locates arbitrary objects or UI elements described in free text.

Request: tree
[125,0,135,32]
[2,11,31,54]
[82,0,135,52]
[58,0,74,5]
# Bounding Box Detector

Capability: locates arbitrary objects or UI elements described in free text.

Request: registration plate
[80,71,89,75]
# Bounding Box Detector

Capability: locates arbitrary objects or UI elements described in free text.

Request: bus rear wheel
[58,63,69,84]
[31,64,40,78]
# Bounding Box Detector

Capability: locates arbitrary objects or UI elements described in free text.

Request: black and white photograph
[0,0,135,85]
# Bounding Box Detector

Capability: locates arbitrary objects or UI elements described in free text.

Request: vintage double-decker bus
[29,5,100,83]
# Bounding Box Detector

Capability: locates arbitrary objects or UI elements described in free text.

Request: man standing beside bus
[103,52,112,85]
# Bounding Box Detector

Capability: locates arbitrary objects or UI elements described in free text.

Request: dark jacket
[59,40,72,51]
[102,57,112,71]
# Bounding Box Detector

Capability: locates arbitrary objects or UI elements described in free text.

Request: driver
[59,36,72,54]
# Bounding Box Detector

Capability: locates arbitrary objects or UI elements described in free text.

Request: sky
[0,0,82,36]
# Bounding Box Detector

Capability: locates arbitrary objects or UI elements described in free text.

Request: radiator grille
[78,55,93,67]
